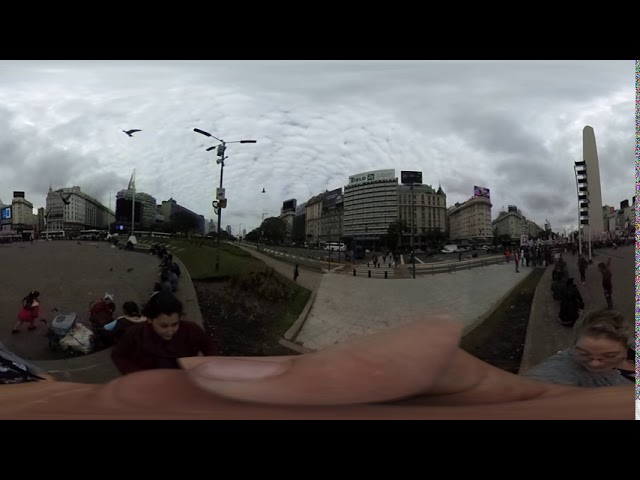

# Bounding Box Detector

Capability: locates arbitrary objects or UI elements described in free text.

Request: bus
[79,229,108,240]
[324,242,346,252]
[42,230,65,240]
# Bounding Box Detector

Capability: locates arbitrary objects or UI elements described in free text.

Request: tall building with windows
[279,199,297,243]
[305,194,324,245]
[160,198,205,236]
[115,189,157,230]
[491,205,541,242]
[320,188,343,243]
[45,186,114,237]
[343,169,398,245]
[292,202,306,243]
[447,195,493,243]
[397,183,446,248]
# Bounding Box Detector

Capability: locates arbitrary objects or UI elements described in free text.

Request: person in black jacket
[558,278,584,327]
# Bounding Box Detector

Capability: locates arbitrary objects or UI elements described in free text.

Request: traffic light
[220,199,227,208]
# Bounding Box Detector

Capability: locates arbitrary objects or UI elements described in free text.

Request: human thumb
[180,319,463,406]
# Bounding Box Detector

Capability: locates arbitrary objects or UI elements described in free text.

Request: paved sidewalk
[292,263,535,350]
[237,245,322,292]
[520,246,634,372]
[0,240,202,383]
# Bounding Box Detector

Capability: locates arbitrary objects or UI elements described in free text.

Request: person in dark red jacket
[111,290,217,375]
[11,291,41,334]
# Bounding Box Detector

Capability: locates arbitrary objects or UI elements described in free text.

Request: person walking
[293,264,299,282]
[577,254,588,285]
[598,257,613,309]
[514,250,520,273]
[558,278,584,327]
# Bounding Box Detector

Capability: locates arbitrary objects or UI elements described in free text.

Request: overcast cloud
[0,60,633,235]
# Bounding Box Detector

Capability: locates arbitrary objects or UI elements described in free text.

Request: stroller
[42,312,95,355]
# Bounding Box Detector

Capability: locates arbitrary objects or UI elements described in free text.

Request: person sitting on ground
[111,290,217,375]
[168,259,181,278]
[161,267,178,292]
[104,301,147,344]
[558,278,584,327]
[521,308,633,387]
[12,290,41,334]
[90,293,116,328]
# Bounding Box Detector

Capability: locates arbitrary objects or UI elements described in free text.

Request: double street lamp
[194,128,256,271]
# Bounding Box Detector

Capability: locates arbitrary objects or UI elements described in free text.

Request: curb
[278,337,314,354]
[461,266,537,337]
[519,266,554,372]
[283,289,318,342]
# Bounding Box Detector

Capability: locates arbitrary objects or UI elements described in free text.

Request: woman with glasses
[522,308,633,387]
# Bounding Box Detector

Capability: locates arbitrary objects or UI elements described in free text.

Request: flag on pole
[128,169,136,191]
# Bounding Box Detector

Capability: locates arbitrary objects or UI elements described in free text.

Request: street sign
[216,188,225,200]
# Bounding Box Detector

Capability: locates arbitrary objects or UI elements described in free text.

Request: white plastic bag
[59,324,94,354]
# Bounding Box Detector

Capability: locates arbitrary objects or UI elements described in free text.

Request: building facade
[292,202,306,243]
[492,210,523,241]
[305,194,324,245]
[397,184,446,248]
[115,189,157,230]
[447,195,493,243]
[320,188,343,243]
[279,199,297,243]
[343,169,398,245]
[45,186,114,237]
[160,198,205,236]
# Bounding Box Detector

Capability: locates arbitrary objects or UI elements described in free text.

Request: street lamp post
[260,213,269,249]
[194,128,256,271]
[411,184,416,279]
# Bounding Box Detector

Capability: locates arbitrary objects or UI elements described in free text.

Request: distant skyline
[0,60,633,234]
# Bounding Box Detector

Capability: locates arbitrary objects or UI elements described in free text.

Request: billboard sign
[400,171,423,185]
[1,207,11,220]
[323,188,343,207]
[348,169,395,186]
[473,185,491,199]
[12,191,25,199]
[282,199,297,212]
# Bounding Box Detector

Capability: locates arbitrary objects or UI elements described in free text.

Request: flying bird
[59,192,72,205]
[123,129,142,137]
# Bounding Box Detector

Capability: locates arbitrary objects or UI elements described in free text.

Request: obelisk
[583,126,604,235]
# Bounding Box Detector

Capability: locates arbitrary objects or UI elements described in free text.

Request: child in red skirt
[12,291,41,334]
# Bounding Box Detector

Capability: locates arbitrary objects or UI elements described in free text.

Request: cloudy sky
[0,60,634,235]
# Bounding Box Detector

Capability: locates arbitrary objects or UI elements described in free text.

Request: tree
[245,229,260,243]
[424,228,447,249]
[386,220,409,252]
[261,217,287,245]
